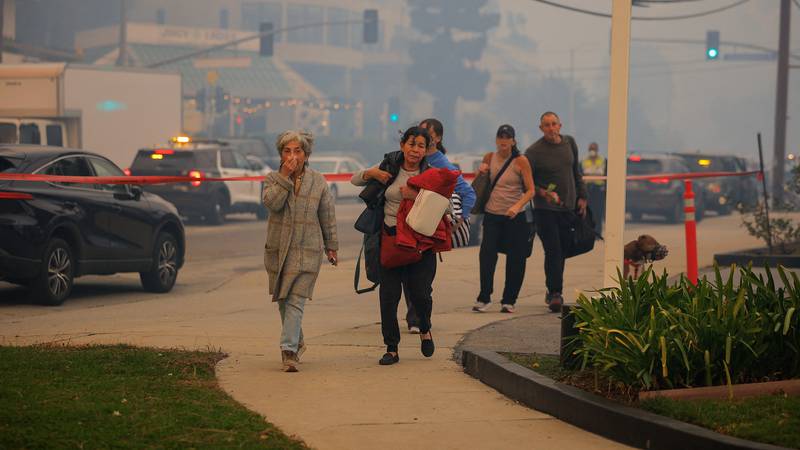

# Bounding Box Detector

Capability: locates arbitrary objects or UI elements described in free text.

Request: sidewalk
[0,214,768,450]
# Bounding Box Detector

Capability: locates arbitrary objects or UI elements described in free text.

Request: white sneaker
[472,301,491,312]
[500,304,515,314]
[408,326,421,334]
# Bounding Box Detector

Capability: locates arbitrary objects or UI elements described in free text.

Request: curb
[460,349,790,450]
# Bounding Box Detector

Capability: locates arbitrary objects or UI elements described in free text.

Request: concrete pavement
[0,213,767,449]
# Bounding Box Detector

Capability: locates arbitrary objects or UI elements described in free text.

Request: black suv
[672,153,758,214]
[0,145,185,305]
[129,140,270,224]
[626,154,705,223]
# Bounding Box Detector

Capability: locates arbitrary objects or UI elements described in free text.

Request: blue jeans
[278,294,306,353]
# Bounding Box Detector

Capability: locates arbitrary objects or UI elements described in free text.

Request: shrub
[570,265,799,392]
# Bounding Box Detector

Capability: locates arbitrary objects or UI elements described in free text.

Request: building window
[326,7,349,48]
[242,2,283,42]
[156,8,166,25]
[287,5,323,45]
[219,8,229,29]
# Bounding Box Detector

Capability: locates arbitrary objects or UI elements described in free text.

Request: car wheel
[330,184,339,201]
[140,232,179,293]
[30,238,74,306]
[205,192,226,225]
[256,205,268,220]
[694,203,704,222]
[667,201,683,224]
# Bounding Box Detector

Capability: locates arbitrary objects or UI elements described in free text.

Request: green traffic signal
[706,30,720,60]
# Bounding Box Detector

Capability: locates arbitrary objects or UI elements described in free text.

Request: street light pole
[116,0,128,67]
[602,0,632,288]
[772,0,791,205]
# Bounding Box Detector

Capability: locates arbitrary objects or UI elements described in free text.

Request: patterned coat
[262,169,338,301]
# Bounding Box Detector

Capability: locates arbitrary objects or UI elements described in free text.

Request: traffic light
[215,86,228,113]
[363,9,378,44]
[259,22,274,57]
[387,96,399,123]
[196,89,206,112]
[706,30,720,60]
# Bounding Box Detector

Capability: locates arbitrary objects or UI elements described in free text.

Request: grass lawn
[640,395,800,449]
[507,352,800,449]
[0,345,308,449]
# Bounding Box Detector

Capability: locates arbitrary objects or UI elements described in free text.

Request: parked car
[128,138,270,224]
[672,152,758,214]
[308,155,366,200]
[220,137,281,170]
[0,145,185,305]
[626,154,705,223]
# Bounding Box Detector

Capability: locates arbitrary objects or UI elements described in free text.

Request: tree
[406,0,499,141]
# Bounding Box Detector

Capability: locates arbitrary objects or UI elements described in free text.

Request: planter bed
[715,245,800,268]
[472,351,798,450]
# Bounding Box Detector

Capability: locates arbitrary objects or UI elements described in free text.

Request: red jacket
[396,167,459,253]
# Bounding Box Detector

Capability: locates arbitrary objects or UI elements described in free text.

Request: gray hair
[275,129,315,157]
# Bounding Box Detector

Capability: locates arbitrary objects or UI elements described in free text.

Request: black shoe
[548,293,563,313]
[420,332,435,357]
[379,352,399,365]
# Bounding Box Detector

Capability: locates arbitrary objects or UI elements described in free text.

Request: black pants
[478,213,530,305]
[535,209,572,295]
[587,184,605,237]
[379,251,436,353]
[404,286,424,328]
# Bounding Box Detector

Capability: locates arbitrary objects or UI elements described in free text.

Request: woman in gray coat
[263,130,338,372]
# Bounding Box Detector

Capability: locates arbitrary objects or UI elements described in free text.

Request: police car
[128,136,270,224]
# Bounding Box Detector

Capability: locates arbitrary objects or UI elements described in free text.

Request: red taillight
[154,149,175,155]
[0,191,33,200]
[123,168,131,176]
[650,178,670,184]
[188,170,203,187]
[629,155,642,162]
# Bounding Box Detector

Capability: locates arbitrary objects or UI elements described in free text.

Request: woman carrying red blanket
[351,127,454,365]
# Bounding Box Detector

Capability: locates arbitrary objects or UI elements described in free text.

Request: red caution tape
[0,170,761,185]
[0,191,33,199]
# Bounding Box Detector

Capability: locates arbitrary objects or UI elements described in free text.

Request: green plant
[570,265,799,391]
[739,201,800,254]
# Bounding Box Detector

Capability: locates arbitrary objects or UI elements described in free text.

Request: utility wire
[529,0,751,21]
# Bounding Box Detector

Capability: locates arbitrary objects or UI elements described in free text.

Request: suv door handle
[112,204,122,213]
[64,201,79,209]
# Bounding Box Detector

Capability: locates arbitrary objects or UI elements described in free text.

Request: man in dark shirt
[525,111,587,312]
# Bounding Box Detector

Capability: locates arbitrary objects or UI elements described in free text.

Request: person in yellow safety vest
[581,142,606,237]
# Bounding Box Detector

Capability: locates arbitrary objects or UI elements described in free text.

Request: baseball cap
[496,124,515,139]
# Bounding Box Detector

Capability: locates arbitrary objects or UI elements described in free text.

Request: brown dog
[624,235,668,278]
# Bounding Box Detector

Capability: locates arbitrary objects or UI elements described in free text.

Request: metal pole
[569,48,575,135]
[602,0,632,288]
[758,133,774,253]
[0,0,5,64]
[772,0,791,205]
[116,0,128,67]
